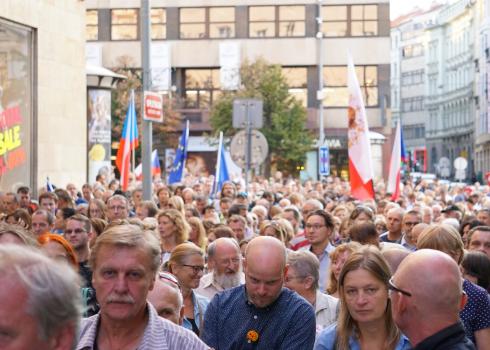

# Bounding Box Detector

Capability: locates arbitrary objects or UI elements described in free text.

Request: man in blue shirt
[202,236,316,349]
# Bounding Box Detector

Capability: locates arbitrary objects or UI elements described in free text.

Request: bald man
[390,249,474,349]
[147,274,184,325]
[380,207,405,243]
[202,236,316,349]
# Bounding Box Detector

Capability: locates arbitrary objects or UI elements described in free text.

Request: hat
[441,205,461,213]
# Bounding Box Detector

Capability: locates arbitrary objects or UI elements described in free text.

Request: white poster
[219,42,240,90]
[151,42,171,91]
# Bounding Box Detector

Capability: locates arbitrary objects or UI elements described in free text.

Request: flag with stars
[168,120,189,184]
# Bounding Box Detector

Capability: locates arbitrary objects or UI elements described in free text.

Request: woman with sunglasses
[168,242,209,336]
[315,246,410,350]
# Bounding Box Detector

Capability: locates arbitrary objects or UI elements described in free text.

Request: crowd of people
[0,172,489,350]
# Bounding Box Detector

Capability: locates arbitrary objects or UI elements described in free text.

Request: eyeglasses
[181,264,205,274]
[158,272,182,290]
[108,205,126,211]
[388,277,412,297]
[305,224,326,230]
[64,228,86,235]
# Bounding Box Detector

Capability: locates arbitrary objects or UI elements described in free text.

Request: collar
[242,285,284,312]
[414,322,467,350]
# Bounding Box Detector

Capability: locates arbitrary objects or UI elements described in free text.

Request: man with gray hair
[77,224,208,349]
[197,237,244,299]
[285,250,338,335]
[105,194,130,222]
[148,272,184,325]
[0,244,82,349]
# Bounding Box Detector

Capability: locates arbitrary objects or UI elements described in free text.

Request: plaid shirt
[76,302,209,350]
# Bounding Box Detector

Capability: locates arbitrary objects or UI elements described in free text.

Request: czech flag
[134,149,161,180]
[387,121,407,200]
[116,90,139,191]
[347,54,375,200]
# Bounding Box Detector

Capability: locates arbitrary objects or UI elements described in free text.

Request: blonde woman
[325,242,362,298]
[168,242,209,336]
[315,246,410,350]
[168,195,186,218]
[157,209,190,264]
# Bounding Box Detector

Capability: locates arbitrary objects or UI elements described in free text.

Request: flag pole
[181,120,190,182]
[214,131,223,197]
[131,90,136,185]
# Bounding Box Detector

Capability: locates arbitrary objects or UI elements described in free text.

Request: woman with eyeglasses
[315,246,410,350]
[158,209,190,264]
[168,242,209,336]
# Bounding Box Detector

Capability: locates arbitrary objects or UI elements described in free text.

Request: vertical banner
[219,42,240,91]
[151,42,171,91]
[87,89,112,184]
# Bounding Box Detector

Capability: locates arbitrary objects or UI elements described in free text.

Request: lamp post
[317,1,325,179]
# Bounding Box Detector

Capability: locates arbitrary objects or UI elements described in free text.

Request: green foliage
[210,58,313,175]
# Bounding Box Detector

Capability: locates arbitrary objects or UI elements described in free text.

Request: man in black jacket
[390,249,475,350]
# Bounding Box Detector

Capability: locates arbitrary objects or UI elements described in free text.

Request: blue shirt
[182,291,209,334]
[202,284,316,350]
[460,279,490,344]
[314,323,411,350]
[301,243,335,291]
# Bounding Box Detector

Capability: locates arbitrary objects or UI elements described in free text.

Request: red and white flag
[347,55,375,200]
[387,121,403,200]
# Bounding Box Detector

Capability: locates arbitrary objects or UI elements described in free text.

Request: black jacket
[414,322,476,350]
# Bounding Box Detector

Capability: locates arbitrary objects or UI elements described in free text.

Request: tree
[111,56,181,168]
[210,58,313,176]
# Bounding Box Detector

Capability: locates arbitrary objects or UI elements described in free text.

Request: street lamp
[317,1,324,148]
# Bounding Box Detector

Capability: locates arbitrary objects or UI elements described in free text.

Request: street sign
[230,130,268,168]
[232,99,263,129]
[319,145,330,176]
[143,91,163,123]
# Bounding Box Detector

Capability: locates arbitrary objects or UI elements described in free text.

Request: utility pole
[141,0,152,200]
[317,1,325,179]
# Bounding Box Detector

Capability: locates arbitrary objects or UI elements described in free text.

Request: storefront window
[111,9,138,40]
[0,19,34,190]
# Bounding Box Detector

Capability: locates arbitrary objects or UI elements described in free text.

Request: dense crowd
[0,172,489,350]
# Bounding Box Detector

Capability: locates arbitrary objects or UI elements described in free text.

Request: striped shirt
[76,302,209,350]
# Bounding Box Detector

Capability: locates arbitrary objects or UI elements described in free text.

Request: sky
[390,0,447,20]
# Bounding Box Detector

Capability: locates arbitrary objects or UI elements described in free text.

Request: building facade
[0,0,87,192]
[85,0,391,181]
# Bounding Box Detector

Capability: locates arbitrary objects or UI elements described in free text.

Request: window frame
[322,4,379,38]
[248,5,306,38]
[179,7,236,40]
[111,8,139,41]
[151,8,167,40]
[86,9,98,41]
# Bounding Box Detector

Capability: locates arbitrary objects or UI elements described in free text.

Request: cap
[441,205,461,213]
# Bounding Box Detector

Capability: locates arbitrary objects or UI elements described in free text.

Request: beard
[213,268,242,290]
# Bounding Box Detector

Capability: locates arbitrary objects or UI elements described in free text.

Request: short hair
[0,222,38,246]
[39,192,58,204]
[0,244,82,342]
[287,250,320,290]
[90,224,161,274]
[306,209,335,231]
[67,214,92,233]
[5,208,32,229]
[207,237,240,260]
[212,225,236,239]
[461,251,490,290]
[349,206,375,222]
[106,194,129,208]
[17,186,30,194]
[138,200,158,218]
[348,222,379,247]
[467,226,490,247]
[283,206,301,221]
[228,214,247,227]
[417,224,465,264]
[228,204,248,216]
[32,209,55,225]
[37,233,78,268]
[59,207,76,220]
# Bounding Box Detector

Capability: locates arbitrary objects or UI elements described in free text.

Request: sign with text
[143,91,163,123]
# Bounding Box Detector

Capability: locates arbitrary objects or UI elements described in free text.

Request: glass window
[322,6,347,37]
[278,6,305,37]
[180,8,206,39]
[249,6,275,37]
[283,67,307,106]
[209,7,235,38]
[111,9,138,40]
[184,69,220,108]
[323,66,378,107]
[351,5,378,36]
[0,19,33,190]
[151,8,166,40]
[86,10,98,41]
